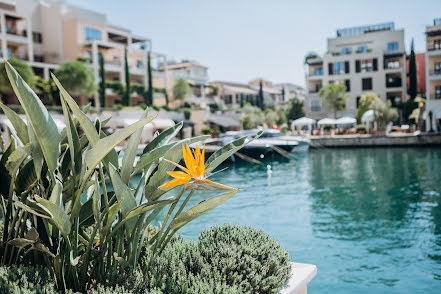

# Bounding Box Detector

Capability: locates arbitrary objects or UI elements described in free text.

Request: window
[357,46,368,53]
[387,42,399,52]
[333,62,345,75]
[341,47,352,55]
[434,39,441,50]
[84,27,102,41]
[313,68,323,76]
[136,60,144,69]
[311,100,321,112]
[361,59,373,72]
[435,62,440,74]
[435,85,441,99]
[362,78,373,90]
[345,79,351,91]
[32,32,42,43]
[84,51,92,64]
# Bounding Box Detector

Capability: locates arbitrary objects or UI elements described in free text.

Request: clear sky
[70,0,441,87]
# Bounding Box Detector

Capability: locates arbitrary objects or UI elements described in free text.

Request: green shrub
[161,105,171,111]
[198,224,291,294]
[356,124,367,133]
[181,107,192,120]
[138,103,147,110]
[113,103,123,110]
[323,124,334,131]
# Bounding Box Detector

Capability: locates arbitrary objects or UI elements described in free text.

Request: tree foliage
[146,51,153,106]
[304,51,321,64]
[123,47,131,106]
[99,53,106,108]
[318,83,349,118]
[0,58,35,98]
[172,79,191,101]
[408,39,417,100]
[372,99,399,129]
[356,92,381,123]
[285,98,304,121]
[54,61,95,100]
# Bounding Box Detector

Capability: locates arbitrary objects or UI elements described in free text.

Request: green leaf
[27,125,43,179]
[169,190,238,231]
[108,164,137,229]
[52,74,100,146]
[121,109,149,184]
[15,160,37,195]
[103,199,122,233]
[8,238,36,248]
[185,180,237,191]
[0,102,29,144]
[6,62,61,175]
[60,97,82,175]
[205,130,263,172]
[125,199,175,221]
[35,195,71,237]
[5,144,31,177]
[85,116,154,170]
[15,201,52,219]
[143,121,183,154]
[49,180,63,207]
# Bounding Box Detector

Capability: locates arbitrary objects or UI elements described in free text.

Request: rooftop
[336,22,395,37]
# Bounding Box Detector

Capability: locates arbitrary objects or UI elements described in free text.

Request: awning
[317,118,337,125]
[292,117,316,126]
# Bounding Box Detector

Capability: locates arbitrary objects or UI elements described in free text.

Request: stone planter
[280,263,317,294]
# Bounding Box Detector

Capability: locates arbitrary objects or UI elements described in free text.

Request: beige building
[425,18,441,131]
[305,22,407,119]
[0,0,168,107]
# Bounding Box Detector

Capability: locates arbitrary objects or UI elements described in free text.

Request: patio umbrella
[336,116,356,125]
[317,118,337,125]
[361,110,374,124]
[291,117,316,133]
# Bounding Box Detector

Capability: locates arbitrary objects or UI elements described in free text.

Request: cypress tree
[258,80,264,110]
[146,51,153,106]
[98,53,106,108]
[122,47,130,106]
[408,39,417,100]
[240,93,244,107]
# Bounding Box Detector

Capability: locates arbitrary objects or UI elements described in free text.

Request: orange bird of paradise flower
[160,144,236,190]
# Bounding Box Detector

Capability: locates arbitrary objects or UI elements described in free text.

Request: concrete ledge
[310,133,441,148]
[280,262,317,294]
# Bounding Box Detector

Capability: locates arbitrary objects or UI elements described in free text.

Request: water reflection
[307,148,441,291]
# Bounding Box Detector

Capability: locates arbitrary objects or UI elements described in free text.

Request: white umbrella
[361,110,374,123]
[317,118,337,125]
[292,117,316,126]
[336,116,356,125]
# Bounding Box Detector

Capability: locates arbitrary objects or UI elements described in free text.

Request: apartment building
[425,18,441,131]
[0,0,167,107]
[305,22,407,119]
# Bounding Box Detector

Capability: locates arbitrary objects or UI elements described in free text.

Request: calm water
[165,148,441,293]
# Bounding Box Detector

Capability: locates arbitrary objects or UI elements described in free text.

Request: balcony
[386,79,402,88]
[430,70,441,79]
[430,94,441,100]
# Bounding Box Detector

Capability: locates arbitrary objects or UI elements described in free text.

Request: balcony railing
[386,79,402,88]
[430,94,441,99]
[430,70,441,76]
[428,44,441,51]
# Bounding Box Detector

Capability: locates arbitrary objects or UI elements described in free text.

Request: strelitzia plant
[0,62,261,292]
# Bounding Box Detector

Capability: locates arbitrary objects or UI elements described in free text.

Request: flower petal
[167,171,191,180]
[163,158,191,174]
[159,177,189,188]
[183,144,195,174]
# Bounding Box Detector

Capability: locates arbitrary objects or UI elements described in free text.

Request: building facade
[425,18,441,131]
[305,22,407,119]
[0,0,168,107]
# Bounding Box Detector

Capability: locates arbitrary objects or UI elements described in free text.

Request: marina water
[156,147,441,293]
